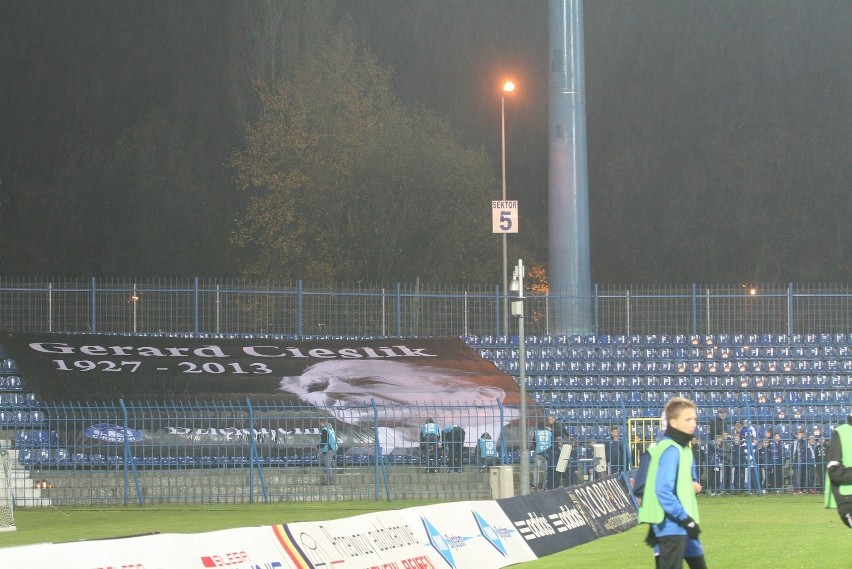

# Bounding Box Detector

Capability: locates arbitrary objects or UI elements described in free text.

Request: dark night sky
[1,1,850,284]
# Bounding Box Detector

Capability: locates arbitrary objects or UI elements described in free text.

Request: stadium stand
[1,335,850,504]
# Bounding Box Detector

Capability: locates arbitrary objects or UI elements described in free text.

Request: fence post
[395,283,402,337]
[297,280,303,338]
[619,397,629,470]
[48,282,53,332]
[370,399,391,501]
[464,290,469,338]
[382,288,387,337]
[787,282,794,337]
[90,277,97,333]
[495,286,501,339]
[691,283,698,336]
[593,284,599,336]
[245,399,268,503]
[119,399,143,506]
[194,277,200,335]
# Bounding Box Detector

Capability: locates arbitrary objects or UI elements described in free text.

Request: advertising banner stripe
[273,524,313,569]
[495,476,638,558]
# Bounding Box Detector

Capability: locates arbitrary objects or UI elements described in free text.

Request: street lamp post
[501,80,515,337]
[510,258,529,494]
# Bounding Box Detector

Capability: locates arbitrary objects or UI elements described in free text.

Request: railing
[2,398,846,506]
[4,278,852,338]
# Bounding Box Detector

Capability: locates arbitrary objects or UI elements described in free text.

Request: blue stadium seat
[53,447,71,465]
[643,335,659,346]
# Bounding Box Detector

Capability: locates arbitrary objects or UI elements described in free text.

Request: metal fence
[3,398,846,507]
[4,400,517,506]
[4,277,852,338]
[2,277,852,506]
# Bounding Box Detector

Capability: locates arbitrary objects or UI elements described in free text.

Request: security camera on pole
[510,259,530,494]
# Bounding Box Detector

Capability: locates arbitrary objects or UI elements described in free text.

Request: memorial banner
[1,333,524,449]
[2,333,516,404]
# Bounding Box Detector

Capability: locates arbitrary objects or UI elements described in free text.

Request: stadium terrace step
[4,448,52,507]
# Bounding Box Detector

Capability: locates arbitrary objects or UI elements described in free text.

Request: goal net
[0,450,15,532]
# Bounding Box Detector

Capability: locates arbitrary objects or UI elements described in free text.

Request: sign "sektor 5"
[491,200,518,234]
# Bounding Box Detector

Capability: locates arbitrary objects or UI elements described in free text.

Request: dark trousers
[656,536,687,569]
[709,466,723,492]
[421,435,438,468]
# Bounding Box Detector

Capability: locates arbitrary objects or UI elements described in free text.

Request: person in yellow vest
[638,397,707,569]
[824,413,852,528]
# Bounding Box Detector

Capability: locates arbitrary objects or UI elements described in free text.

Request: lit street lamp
[510,258,529,494]
[501,80,515,337]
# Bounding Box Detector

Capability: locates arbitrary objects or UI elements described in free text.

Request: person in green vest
[638,397,707,569]
[824,413,852,528]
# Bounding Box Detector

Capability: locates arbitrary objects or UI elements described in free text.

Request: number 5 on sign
[492,200,519,233]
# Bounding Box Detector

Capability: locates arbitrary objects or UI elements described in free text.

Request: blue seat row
[0,410,44,424]
[15,429,59,446]
[496,357,852,374]
[0,375,23,390]
[521,373,852,390]
[470,333,852,348]
[480,344,852,362]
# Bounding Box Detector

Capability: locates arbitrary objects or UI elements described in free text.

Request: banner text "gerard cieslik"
[28,343,438,359]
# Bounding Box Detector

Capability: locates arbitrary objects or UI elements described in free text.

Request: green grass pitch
[0,495,848,568]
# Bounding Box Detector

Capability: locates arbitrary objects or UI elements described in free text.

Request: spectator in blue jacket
[477,432,498,471]
[420,418,440,472]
